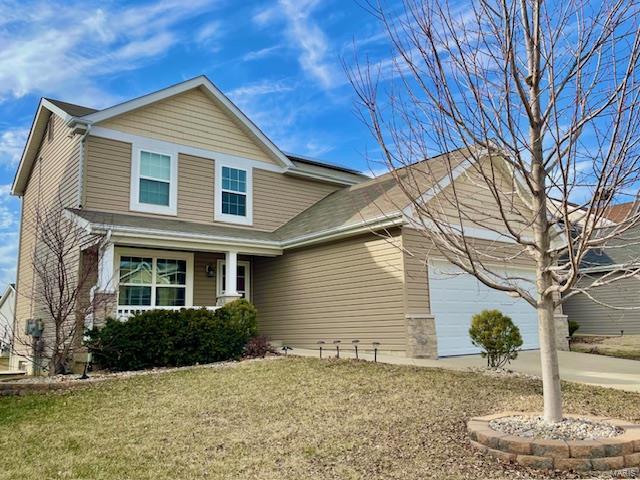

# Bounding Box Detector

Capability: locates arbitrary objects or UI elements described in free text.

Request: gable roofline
[12,76,369,196]
[11,98,77,196]
[77,75,294,169]
[0,283,15,311]
[44,98,98,117]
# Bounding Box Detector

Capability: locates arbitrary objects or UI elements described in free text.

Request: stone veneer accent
[406,314,437,358]
[468,412,640,472]
[91,291,118,328]
[555,314,570,351]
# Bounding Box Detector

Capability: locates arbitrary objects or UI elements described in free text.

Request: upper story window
[130,146,177,216]
[221,166,247,216]
[215,163,253,225]
[140,151,171,206]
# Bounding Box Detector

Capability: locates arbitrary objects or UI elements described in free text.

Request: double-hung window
[130,147,177,215]
[221,167,246,216]
[117,250,193,308]
[215,163,252,225]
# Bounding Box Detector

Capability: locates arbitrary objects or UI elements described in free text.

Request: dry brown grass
[572,335,640,361]
[0,357,639,480]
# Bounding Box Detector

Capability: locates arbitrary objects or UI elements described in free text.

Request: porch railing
[117,305,220,321]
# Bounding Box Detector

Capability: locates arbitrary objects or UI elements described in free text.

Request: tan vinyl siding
[563,274,640,335]
[97,88,279,164]
[193,252,223,307]
[401,227,431,315]
[253,170,338,231]
[428,160,534,236]
[83,136,131,211]
[13,114,81,371]
[179,154,214,223]
[253,230,406,353]
[84,136,338,230]
[401,227,535,316]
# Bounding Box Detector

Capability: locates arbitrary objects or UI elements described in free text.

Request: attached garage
[428,260,540,357]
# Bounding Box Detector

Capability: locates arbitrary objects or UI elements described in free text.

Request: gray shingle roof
[276,149,470,239]
[580,224,640,270]
[286,153,364,175]
[68,149,472,245]
[45,98,98,117]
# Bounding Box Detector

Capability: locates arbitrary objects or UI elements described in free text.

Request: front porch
[92,245,257,322]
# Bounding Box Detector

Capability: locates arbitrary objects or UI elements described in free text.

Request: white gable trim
[79,76,294,169]
[401,158,473,218]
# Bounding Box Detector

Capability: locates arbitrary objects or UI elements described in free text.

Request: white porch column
[97,242,116,293]
[218,250,242,305]
[225,250,239,296]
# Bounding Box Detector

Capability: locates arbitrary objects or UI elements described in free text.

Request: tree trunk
[537,297,563,422]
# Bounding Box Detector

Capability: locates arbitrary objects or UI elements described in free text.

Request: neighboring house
[563,223,640,335]
[10,76,569,372]
[0,284,15,355]
[602,201,638,224]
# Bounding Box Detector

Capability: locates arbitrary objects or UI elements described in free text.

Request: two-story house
[9,76,568,373]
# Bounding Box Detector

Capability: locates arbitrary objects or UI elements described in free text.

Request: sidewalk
[290,348,640,393]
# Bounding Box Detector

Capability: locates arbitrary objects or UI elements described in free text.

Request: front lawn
[0,358,639,480]
[571,334,640,361]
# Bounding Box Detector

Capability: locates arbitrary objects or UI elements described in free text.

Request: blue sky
[0,0,396,289]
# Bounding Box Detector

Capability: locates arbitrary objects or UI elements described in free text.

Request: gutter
[65,209,405,252]
[281,212,403,249]
[578,263,640,274]
[285,167,363,186]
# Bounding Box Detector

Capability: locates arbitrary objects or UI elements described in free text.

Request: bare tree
[350,0,640,422]
[11,203,106,375]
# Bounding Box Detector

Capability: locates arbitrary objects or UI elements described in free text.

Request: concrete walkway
[290,348,640,393]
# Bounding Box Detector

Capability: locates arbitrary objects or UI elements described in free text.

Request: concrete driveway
[291,348,640,393]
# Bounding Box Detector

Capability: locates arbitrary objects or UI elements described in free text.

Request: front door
[217,260,251,300]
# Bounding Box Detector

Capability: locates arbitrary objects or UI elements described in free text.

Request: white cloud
[0,0,220,106]
[196,20,222,48]
[242,45,283,62]
[0,128,28,168]
[253,0,340,89]
[0,232,18,290]
[0,185,20,288]
[227,80,295,106]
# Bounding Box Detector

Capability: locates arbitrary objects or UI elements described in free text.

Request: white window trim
[214,162,253,225]
[130,146,178,216]
[115,247,194,307]
[216,259,251,301]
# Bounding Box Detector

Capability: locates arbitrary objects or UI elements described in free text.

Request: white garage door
[428,260,539,357]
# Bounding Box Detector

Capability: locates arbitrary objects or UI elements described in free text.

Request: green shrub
[568,320,580,337]
[86,300,258,371]
[468,309,523,368]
